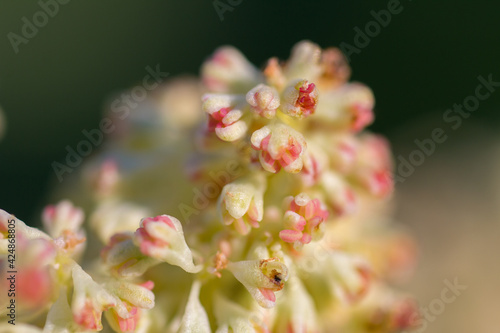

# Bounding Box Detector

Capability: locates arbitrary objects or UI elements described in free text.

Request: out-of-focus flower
[90,201,151,243]
[214,295,269,332]
[104,280,155,333]
[71,265,122,331]
[0,105,5,141]
[315,83,375,132]
[177,281,211,333]
[1,40,416,332]
[201,46,263,94]
[42,200,86,255]
[101,232,157,278]
[246,84,281,119]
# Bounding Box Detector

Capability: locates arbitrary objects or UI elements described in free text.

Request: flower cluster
[0,41,418,332]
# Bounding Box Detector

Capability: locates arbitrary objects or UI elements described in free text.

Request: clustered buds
[228,258,289,308]
[1,41,417,332]
[279,193,329,249]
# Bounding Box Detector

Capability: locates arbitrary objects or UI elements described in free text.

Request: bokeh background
[0,1,499,332]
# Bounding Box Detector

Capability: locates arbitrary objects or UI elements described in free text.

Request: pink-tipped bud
[42,200,84,239]
[202,93,248,141]
[279,193,329,250]
[201,46,262,93]
[282,80,319,118]
[251,124,307,173]
[101,232,156,278]
[104,280,155,333]
[227,258,289,308]
[134,215,201,273]
[246,84,280,119]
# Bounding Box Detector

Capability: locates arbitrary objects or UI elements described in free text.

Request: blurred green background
[0,0,499,221]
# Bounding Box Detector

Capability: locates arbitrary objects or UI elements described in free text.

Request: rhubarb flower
[202,93,248,141]
[246,84,280,119]
[201,46,262,94]
[251,123,307,173]
[218,176,265,235]
[325,251,372,303]
[279,193,329,250]
[282,80,319,118]
[42,201,86,255]
[214,295,269,332]
[90,201,151,243]
[71,265,122,331]
[315,83,375,132]
[133,215,201,273]
[227,258,289,308]
[42,200,84,238]
[274,276,319,333]
[178,281,211,333]
[101,232,157,278]
[104,280,155,333]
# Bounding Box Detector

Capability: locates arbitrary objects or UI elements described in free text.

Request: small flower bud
[320,171,357,216]
[218,176,265,235]
[15,237,57,312]
[227,258,289,308]
[326,251,372,304]
[284,41,322,82]
[104,280,155,333]
[90,201,151,243]
[42,200,84,239]
[201,46,262,93]
[71,265,120,331]
[279,193,329,250]
[91,159,120,198]
[202,93,248,141]
[275,276,319,333]
[318,47,351,89]
[133,215,201,273]
[315,83,375,132]
[178,281,211,333]
[101,232,157,278]
[251,123,307,173]
[246,84,280,119]
[282,80,319,118]
[353,135,394,197]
